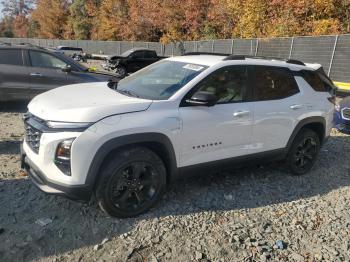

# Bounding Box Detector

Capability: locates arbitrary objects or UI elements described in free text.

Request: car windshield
[115,60,208,100]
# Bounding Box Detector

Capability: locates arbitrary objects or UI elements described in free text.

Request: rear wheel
[286,129,320,175]
[95,147,167,217]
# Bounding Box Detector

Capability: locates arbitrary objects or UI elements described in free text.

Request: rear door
[0,48,31,101]
[127,51,146,72]
[143,50,158,66]
[27,50,71,96]
[250,66,306,153]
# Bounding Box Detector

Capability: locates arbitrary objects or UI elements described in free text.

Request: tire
[95,146,167,218]
[286,128,321,175]
[115,66,127,78]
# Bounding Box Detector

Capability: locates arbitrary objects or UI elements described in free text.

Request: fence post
[211,40,215,53]
[230,39,234,54]
[288,37,294,59]
[172,43,174,56]
[254,39,259,56]
[328,35,339,77]
[118,41,121,55]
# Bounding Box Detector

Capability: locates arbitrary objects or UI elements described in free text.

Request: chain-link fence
[1,35,349,82]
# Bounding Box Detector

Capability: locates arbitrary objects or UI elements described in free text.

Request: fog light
[55,138,74,176]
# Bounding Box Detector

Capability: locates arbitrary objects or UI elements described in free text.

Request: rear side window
[300,70,334,93]
[130,51,144,59]
[254,66,299,101]
[0,49,23,66]
[300,71,325,91]
[144,51,156,58]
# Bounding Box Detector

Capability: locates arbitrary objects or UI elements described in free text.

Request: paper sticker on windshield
[183,64,204,71]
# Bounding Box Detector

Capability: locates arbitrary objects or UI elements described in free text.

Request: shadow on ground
[0,134,349,261]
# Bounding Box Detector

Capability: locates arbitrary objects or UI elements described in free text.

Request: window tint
[29,51,67,69]
[254,66,299,101]
[0,49,23,66]
[131,51,144,59]
[144,51,156,58]
[195,66,248,103]
[300,70,334,93]
[300,70,325,92]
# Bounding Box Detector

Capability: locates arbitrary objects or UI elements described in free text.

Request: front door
[27,50,71,97]
[179,66,254,168]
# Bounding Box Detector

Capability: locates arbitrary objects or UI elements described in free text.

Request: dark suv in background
[0,44,118,101]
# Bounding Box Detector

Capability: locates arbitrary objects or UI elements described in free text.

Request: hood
[108,55,125,61]
[28,82,152,122]
[83,70,120,82]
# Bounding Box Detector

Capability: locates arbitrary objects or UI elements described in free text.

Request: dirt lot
[0,102,350,262]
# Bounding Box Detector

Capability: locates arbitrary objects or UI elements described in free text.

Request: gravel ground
[0,102,350,262]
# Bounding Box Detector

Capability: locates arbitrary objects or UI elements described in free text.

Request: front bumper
[21,145,92,201]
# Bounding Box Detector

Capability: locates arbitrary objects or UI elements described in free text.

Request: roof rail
[183,52,230,57]
[224,55,305,66]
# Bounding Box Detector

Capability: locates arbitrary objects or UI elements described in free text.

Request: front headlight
[46,121,92,130]
[335,104,341,112]
[55,138,74,176]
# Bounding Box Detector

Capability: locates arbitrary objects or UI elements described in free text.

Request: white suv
[21,53,335,217]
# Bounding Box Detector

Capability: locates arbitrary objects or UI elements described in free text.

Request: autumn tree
[31,0,69,39]
[86,0,102,39]
[65,0,93,39]
[0,17,14,37]
[0,0,34,37]
[95,0,129,40]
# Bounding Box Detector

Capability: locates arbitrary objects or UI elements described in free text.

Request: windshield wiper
[107,79,119,90]
[107,79,139,98]
[117,89,140,98]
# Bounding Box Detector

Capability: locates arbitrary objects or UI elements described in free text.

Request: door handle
[233,110,250,117]
[30,73,43,77]
[290,104,304,110]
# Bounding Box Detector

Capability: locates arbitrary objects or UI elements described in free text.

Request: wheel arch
[286,116,326,151]
[84,133,178,189]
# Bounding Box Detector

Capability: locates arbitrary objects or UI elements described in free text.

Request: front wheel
[115,66,127,78]
[286,129,320,175]
[95,147,167,218]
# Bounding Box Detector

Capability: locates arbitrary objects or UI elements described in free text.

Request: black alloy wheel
[108,162,161,212]
[287,129,320,175]
[95,146,167,217]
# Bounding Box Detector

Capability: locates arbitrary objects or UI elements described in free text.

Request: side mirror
[61,65,72,73]
[186,91,218,107]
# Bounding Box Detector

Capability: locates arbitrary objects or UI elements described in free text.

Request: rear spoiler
[304,63,323,71]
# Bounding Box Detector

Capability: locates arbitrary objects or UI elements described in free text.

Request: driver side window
[29,51,68,69]
[196,66,248,103]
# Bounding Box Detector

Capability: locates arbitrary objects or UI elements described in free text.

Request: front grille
[24,117,43,154]
[342,108,350,120]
